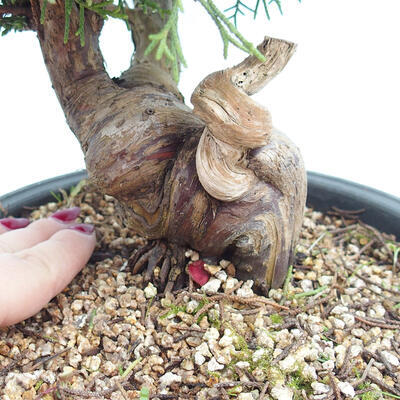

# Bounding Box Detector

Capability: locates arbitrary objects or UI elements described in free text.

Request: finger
[0,224,96,327]
[0,207,81,254]
[0,218,30,235]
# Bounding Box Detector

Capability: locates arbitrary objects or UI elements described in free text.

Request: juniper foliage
[0,0,299,81]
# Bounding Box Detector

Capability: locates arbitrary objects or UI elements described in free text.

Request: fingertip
[0,221,96,327]
[50,224,96,259]
[50,207,81,223]
[0,217,30,232]
[67,223,95,235]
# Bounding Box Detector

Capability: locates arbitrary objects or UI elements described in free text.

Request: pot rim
[1,170,399,240]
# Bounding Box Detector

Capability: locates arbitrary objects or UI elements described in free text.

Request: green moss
[225,361,240,380]
[224,322,250,352]
[361,390,379,399]
[287,369,313,399]
[207,370,222,379]
[317,353,330,363]
[321,374,330,384]
[208,308,222,329]
[353,367,362,379]
[34,379,44,391]
[226,385,241,396]
[357,391,380,400]
[192,297,209,323]
[145,296,155,318]
[160,304,186,319]
[88,308,97,331]
[270,313,283,324]
[196,313,208,324]
[282,264,293,299]
[251,351,273,374]
[192,298,209,314]
[264,365,284,388]
[140,387,150,400]
[355,383,381,400]
[218,323,316,399]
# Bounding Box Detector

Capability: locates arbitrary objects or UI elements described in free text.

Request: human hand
[0,207,96,327]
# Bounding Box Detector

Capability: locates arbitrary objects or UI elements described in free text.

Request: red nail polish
[68,224,95,235]
[51,207,81,223]
[0,217,30,230]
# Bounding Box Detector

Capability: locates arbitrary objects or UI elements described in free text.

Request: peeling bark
[34,0,306,290]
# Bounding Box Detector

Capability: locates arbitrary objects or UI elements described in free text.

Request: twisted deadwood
[34,0,306,290]
[193,38,296,202]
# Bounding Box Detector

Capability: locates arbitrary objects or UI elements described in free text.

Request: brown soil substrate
[1,183,399,400]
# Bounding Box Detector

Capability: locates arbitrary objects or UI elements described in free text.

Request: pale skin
[0,210,96,327]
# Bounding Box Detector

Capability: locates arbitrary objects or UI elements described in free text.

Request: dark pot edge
[1,170,399,240]
[306,172,400,239]
[0,170,88,218]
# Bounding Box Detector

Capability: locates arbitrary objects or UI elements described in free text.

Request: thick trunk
[34,0,306,290]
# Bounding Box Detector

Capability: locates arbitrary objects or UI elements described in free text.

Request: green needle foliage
[143,0,186,82]
[225,0,285,26]
[0,0,31,35]
[0,14,26,35]
[197,0,266,62]
[255,0,283,20]
[66,0,128,45]
[1,0,299,81]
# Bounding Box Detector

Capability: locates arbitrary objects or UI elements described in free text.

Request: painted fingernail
[68,224,95,235]
[0,217,30,230]
[51,207,81,223]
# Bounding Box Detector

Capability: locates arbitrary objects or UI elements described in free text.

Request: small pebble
[194,352,206,365]
[237,280,254,297]
[238,393,254,400]
[181,358,194,370]
[338,381,355,398]
[381,351,399,366]
[144,282,157,298]
[331,305,348,314]
[159,372,182,386]
[215,270,228,282]
[204,327,220,341]
[270,385,293,400]
[312,382,330,394]
[279,355,297,372]
[300,279,313,291]
[201,278,221,294]
[207,357,224,371]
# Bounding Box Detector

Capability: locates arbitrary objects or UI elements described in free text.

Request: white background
[1,0,399,198]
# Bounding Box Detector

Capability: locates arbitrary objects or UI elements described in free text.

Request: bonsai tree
[0,0,306,293]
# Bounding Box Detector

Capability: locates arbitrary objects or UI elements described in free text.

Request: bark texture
[34,0,307,290]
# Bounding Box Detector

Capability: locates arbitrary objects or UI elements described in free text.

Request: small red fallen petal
[188,260,210,286]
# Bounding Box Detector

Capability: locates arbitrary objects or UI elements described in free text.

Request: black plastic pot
[1,171,399,240]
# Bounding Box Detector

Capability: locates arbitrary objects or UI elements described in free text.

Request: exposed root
[128,240,187,293]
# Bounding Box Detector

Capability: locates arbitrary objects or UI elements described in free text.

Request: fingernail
[68,223,95,235]
[0,217,30,230]
[51,207,81,223]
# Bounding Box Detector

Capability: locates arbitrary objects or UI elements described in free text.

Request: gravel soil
[1,183,399,400]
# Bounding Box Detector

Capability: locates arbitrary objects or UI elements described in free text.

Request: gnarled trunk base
[34,1,307,290]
